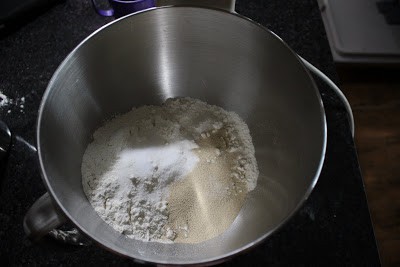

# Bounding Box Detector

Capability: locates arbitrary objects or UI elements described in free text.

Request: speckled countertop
[0,0,380,265]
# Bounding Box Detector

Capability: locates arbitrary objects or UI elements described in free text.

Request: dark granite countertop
[0,0,381,265]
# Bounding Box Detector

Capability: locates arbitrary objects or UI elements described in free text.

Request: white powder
[0,92,9,108]
[82,97,258,243]
[0,91,26,113]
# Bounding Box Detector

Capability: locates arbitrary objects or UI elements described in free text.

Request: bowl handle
[24,192,92,245]
[23,192,66,241]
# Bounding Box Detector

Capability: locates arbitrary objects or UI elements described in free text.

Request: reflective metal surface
[23,193,66,241]
[35,6,326,265]
[0,120,11,162]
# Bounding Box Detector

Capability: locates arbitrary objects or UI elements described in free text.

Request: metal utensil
[24,5,326,265]
[0,120,11,162]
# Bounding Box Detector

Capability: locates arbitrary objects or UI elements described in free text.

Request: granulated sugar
[82,97,258,243]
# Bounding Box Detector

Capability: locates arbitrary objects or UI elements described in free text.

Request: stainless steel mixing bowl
[24,5,326,265]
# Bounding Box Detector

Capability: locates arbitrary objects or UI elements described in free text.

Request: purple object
[91,0,155,18]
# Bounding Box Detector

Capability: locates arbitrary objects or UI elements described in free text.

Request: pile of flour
[82,97,258,243]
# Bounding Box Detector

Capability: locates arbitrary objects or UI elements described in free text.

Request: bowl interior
[38,7,326,265]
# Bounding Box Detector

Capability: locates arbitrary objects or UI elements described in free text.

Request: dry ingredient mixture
[82,97,258,243]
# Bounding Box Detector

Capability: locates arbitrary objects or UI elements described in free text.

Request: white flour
[0,91,26,113]
[0,92,9,108]
[82,97,258,243]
